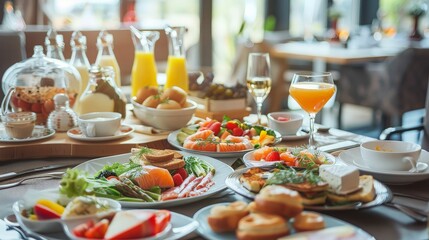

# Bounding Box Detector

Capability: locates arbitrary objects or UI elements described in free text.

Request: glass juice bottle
[130,26,159,97]
[164,26,189,92]
[45,29,80,109]
[69,31,91,115]
[79,65,126,117]
[95,31,121,87]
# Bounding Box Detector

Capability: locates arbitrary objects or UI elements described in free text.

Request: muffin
[207,201,249,232]
[293,211,325,232]
[254,185,303,218]
[236,213,289,240]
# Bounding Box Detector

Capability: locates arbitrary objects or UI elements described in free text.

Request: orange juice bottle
[165,26,189,92]
[130,27,159,97]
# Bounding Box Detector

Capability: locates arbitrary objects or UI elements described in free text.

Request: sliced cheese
[319,165,359,195]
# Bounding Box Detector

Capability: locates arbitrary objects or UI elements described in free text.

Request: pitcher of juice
[165,26,189,92]
[130,26,159,97]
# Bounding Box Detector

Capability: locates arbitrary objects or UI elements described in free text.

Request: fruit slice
[33,204,61,220]
[85,219,109,239]
[155,210,171,234]
[73,220,94,237]
[104,211,156,240]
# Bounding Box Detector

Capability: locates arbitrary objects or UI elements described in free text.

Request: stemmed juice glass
[289,72,336,149]
[246,53,272,125]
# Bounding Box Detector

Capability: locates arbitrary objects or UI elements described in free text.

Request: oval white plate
[73,152,233,208]
[339,147,429,185]
[193,202,375,240]
[167,128,282,158]
[0,126,55,143]
[67,124,134,142]
[243,148,336,168]
[225,166,392,210]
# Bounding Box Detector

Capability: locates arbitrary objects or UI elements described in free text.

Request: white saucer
[282,129,310,141]
[67,124,134,142]
[0,126,55,143]
[339,147,429,185]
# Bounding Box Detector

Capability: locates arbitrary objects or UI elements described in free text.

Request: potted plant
[408,2,427,40]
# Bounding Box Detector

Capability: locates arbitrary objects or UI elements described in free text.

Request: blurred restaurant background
[1,0,429,141]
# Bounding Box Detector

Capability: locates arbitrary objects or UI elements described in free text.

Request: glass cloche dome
[1,45,81,125]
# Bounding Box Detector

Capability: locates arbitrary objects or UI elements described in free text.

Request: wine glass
[246,53,272,125]
[289,72,336,149]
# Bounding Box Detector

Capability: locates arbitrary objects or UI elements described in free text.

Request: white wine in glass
[289,72,336,149]
[246,53,271,125]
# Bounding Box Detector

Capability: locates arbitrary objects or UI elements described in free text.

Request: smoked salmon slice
[121,165,174,190]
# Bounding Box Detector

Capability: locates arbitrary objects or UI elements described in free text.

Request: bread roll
[207,201,249,233]
[237,213,289,240]
[254,185,303,218]
[293,211,325,232]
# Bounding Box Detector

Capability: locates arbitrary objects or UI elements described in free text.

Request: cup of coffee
[360,140,421,172]
[1,112,36,139]
[78,112,121,137]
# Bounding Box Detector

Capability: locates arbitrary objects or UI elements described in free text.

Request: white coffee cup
[360,140,421,172]
[78,112,121,137]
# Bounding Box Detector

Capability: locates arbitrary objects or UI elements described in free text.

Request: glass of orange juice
[289,72,336,149]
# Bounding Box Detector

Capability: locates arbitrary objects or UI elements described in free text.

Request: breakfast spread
[176,117,278,152]
[58,147,216,203]
[239,164,376,206]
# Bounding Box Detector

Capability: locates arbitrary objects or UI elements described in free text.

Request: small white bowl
[267,112,303,136]
[13,196,121,234]
[78,112,122,137]
[132,99,197,131]
[360,140,422,172]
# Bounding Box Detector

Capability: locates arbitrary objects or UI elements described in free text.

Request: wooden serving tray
[0,110,175,162]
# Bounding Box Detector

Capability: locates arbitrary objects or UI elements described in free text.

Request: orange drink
[165,56,189,92]
[131,51,158,96]
[289,82,335,114]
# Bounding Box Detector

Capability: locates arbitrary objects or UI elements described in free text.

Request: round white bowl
[13,196,121,234]
[132,98,197,131]
[360,140,421,172]
[267,112,303,136]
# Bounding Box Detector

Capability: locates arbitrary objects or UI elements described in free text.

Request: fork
[0,172,64,189]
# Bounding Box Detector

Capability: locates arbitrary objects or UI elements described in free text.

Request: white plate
[167,128,282,158]
[243,148,336,168]
[339,147,429,185]
[73,152,233,208]
[0,126,55,143]
[67,124,134,142]
[13,210,198,240]
[225,167,392,210]
[282,129,310,141]
[193,202,375,240]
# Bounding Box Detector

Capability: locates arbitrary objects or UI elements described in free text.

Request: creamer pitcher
[130,26,159,97]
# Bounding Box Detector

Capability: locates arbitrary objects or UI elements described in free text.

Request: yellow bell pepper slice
[36,199,65,215]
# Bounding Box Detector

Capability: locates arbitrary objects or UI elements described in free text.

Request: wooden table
[268,41,402,113]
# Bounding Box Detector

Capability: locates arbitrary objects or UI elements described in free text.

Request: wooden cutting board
[0,111,175,162]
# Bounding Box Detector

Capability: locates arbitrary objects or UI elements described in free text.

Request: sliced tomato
[84,219,109,239]
[155,210,171,234]
[73,220,94,237]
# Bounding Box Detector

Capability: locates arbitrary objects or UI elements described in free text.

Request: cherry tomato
[265,151,281,161]
[232,127,244,136]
